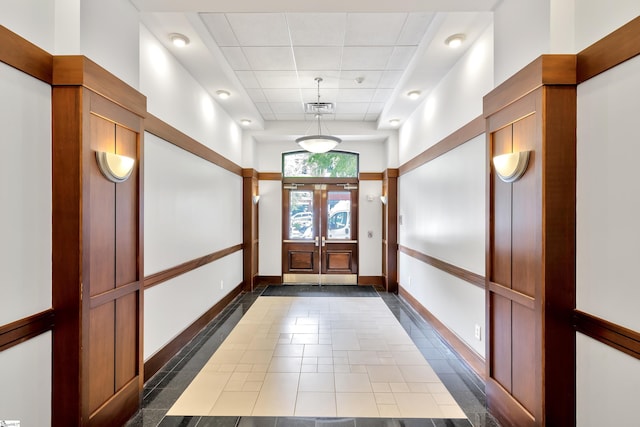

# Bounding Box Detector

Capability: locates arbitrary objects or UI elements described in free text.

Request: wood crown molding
[52,56,146,117]
[144,244,243,289]
[359,172,383,181]
[399,287,485,379]
[0,25,53,83]
[242,168,259,179]
[577,16,640,83]
[483,54,576,118]
[399,245,485,289]
[574,310,640,360]
[0,309,55,352]
[145,113,242,176]
[383,168,399,179]
[399,115,485,176]
[258,172,282,181]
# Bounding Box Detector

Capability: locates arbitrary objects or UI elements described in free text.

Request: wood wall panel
[116,125,138,287]
[491,127,512,287]
[490,293,512,392]
[511,115,538,298]
[89,115,116,297]
[115,293,137,391]
[511,304,536,415]
[88,302,115,413]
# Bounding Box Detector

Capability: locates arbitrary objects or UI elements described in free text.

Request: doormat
[261,284,378,297]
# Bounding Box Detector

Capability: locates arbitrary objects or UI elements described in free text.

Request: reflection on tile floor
[125,285,500,427]
[167,297,466,419]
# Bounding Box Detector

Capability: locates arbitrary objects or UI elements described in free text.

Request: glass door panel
[288,190,314,240]
[327,191,351,240]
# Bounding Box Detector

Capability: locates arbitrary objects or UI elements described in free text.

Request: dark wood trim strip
[144,244,243,289]
[144,282,244,381]
[0,309,55,352]
[52,56,146,117]
[488,281,535,310]
[486,379,536,427]
[399,245,485,289]
[0,25,53,83]
[254,276,283,285]
[358,276,384,287]
[359,172,383,181]
[258,172,282,181]
[483,55,576,118]
[90,281,140,309]
[574,310,640,360]
[144,113,243,176]
[399,116,485,175]
[577,16,640,83]
[399,286,485,379]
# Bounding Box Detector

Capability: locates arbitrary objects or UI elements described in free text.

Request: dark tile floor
[125,285,500,427]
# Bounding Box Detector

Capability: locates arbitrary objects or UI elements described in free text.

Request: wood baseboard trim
[358,276,384,287]
[254,275,283,285]
[0,309,55,352]
[143,282,244,382]
[399,286,485,379]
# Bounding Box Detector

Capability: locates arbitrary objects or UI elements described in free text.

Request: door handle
[322,236,326,247]
[315,236,319,247]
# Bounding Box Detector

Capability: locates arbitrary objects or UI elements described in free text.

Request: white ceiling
[133,0,496,131]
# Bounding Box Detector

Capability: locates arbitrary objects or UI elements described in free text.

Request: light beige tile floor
[167,296,466,419]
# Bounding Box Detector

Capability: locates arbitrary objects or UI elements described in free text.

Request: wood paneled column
[52,56,146,427]
[484,55,576,427]
[382,168,398,293]
[243,168,259,291]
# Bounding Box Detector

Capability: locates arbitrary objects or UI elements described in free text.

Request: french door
[282,183,358,284]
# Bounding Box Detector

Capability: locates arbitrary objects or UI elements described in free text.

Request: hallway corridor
[126,286,499,427]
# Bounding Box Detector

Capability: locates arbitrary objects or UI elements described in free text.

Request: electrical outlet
[220,280,224,290]
[474,324,482,341]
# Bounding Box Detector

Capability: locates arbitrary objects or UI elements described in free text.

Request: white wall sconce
[493,151,531,183]
[380,195,388,205]
[252,195,261,204]
[96,151,135,183]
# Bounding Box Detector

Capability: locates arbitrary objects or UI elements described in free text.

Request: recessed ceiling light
[240,119,252,126]
[169,33,190,48]
[216,90,231,99]
[389,119,400,126]
[445,33,466,48]
[407,90,421,100]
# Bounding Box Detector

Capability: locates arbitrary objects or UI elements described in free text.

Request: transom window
[282,151,358,178]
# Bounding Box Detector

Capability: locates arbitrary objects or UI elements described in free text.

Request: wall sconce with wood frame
[493,151,531,183]
[96,151,135,183]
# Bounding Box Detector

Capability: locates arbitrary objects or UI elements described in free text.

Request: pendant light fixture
[296,77,341,153]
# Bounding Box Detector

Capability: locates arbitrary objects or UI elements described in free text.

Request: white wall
[398,136,486,357]
[0,61,52,426]
[399,24,493,164]
[0,333,52,426]
[0,0,55,52]
[140,23,245,360]
[144,252,243,359]
[575,0,640,51]
[144,134,243,275]
[358,180,383,277]
[396,26,491,358]
[140,25,243,166]
[575,53,640,426]
[258,180,283,277]
[576,334,640,426]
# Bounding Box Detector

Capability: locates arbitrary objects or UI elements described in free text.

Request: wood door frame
[281,179,359,281]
